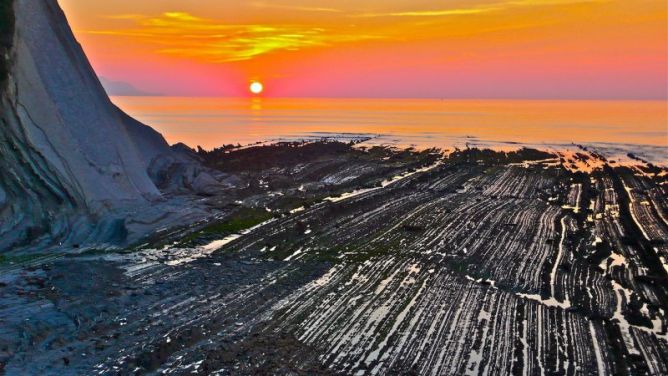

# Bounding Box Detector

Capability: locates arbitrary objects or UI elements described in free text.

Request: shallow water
[111,97,668,162]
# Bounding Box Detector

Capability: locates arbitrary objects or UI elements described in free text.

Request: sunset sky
[58,0,668,99]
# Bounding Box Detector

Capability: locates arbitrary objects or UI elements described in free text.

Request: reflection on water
[111,97,667,161]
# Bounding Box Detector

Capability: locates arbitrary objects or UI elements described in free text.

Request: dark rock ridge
[0,0,201,251]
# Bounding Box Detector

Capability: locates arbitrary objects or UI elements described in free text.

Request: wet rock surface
[1,145,667,375]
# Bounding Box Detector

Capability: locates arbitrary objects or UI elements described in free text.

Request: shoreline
[2,140,666,259]
[109,96,668,154]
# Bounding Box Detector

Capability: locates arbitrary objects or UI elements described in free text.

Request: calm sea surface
[111,97,667,161]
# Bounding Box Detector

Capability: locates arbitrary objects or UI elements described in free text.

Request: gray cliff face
[0,0,179,251]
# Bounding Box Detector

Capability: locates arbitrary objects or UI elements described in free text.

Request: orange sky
[58,0,668,99]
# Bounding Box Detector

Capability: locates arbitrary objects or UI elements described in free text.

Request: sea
[111,97,668,164]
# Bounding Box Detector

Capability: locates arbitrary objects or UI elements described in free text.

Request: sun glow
[61,0,668,99]
[250,81,264,95]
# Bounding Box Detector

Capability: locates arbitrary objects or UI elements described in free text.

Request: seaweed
[178,207,273,247]
[447,147,556,166]
[0,252,53,267]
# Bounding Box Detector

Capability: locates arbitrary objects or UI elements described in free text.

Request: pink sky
[59,0,668,99]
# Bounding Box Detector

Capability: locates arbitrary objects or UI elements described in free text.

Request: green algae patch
[179,208,273,247]
[0,252,53,267]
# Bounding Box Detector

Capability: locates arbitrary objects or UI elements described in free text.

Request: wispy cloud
[86,12,379,62]
[507,0,611,5]
[250,2,343,13]
[352,0,609,18]
[87,0,614,63]
[355,7,498,18]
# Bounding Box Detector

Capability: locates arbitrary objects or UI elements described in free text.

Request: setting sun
[250,81,263,95]
[2,1,667,374]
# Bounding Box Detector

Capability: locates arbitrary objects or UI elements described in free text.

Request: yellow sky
[58,0,667,98]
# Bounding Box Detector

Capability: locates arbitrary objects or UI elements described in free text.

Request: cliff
[0,0,192,251]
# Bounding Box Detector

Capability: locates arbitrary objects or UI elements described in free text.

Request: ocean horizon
[112,96,668,163]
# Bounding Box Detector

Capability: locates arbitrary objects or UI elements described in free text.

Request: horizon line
[108,95,668,101]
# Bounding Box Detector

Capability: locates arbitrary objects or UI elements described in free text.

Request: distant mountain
[99,76,161,96]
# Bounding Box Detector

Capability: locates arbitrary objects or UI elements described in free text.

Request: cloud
[507,0,610,5]
[250,2,343,13]
[87,1,614,63]
[352,0,608,18]
[85,12,380,62]
[354,6,499,18]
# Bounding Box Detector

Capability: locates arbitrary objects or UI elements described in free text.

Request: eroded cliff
[0,0,186,251]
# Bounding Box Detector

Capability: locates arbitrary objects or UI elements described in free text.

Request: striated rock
[0,185,6,208]
[0,0,204,251]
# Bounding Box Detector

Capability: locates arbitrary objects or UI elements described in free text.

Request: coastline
[109,96,668,159]
[2,0,667,373]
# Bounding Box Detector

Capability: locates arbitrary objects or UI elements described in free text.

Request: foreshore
[1,141,667,374]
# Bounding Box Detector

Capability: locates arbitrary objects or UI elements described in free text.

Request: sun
[249,81,264,95]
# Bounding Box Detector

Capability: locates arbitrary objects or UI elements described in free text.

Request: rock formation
[0,0,191,251]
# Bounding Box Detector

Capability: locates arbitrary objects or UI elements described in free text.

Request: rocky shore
[1,143,667,375]
[1,0,667,374]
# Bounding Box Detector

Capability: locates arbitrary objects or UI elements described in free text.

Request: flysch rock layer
[0,0,206,252]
